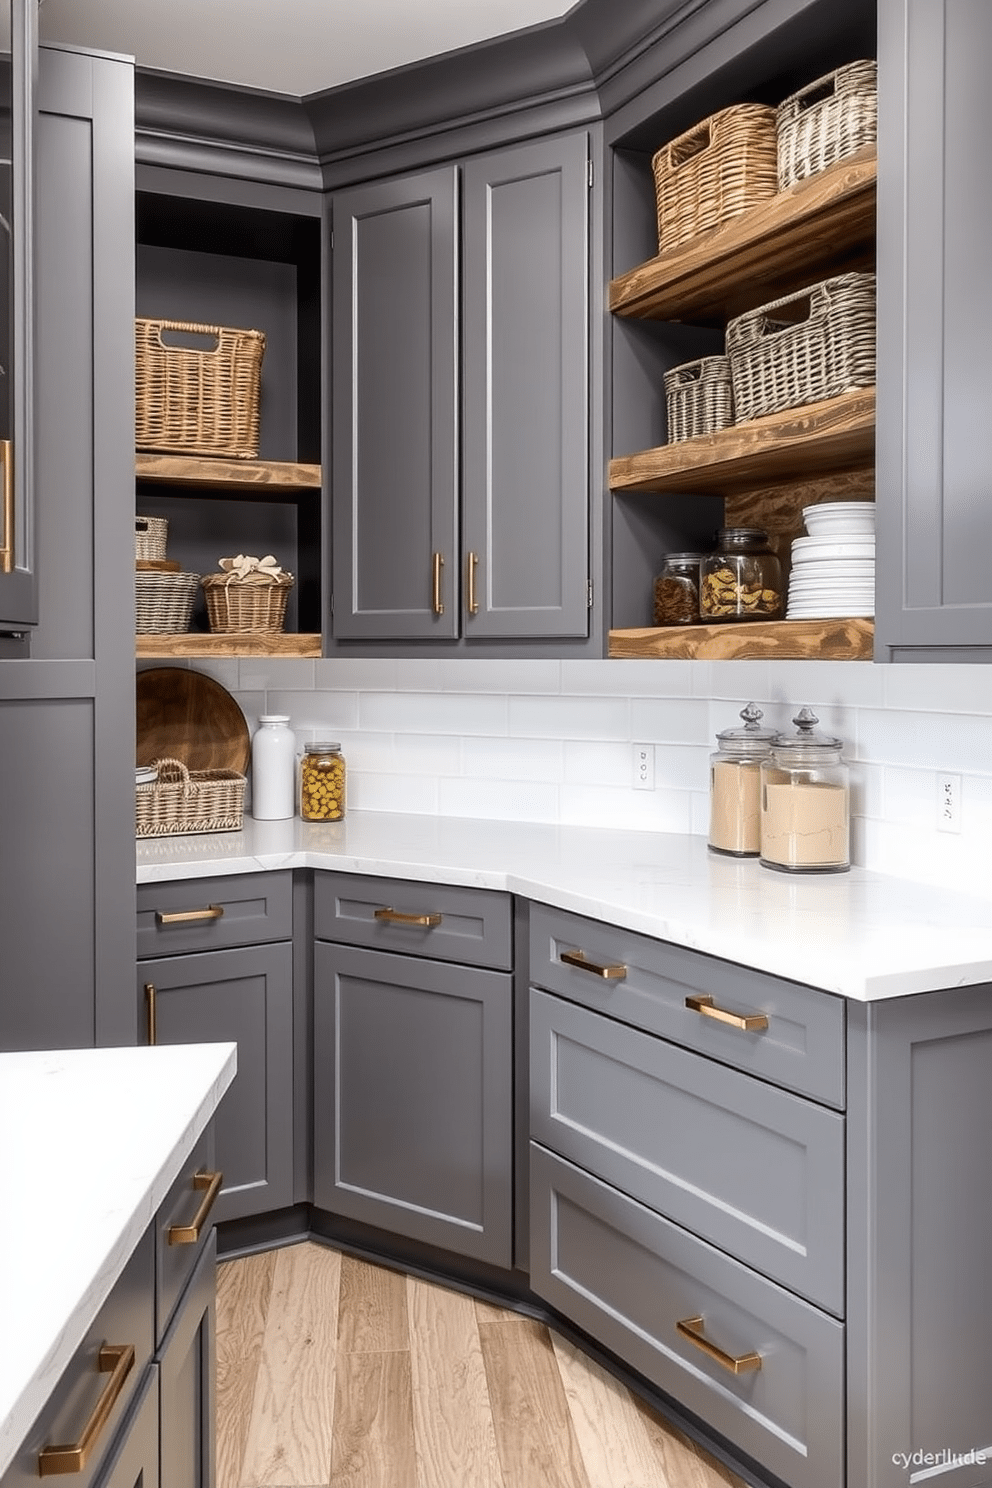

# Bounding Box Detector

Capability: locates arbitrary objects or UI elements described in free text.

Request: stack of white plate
[786,502,875,619]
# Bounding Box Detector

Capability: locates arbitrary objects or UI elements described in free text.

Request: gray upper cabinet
[330,129,590,647]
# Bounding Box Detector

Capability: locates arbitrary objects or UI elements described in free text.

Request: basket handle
[793,75,837,113]
[758,291,815,338]
[153,321,224,353]
[668,120,712,171]
[135,516,149,533]
[151,757,197,794]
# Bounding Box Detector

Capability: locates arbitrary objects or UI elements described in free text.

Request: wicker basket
[201,569,294,634]
[135,757,246,838]
[135,569,201,634]
[135,318,266,460]
[776,60,877,190]
[664,356,735,443]
[726,271,876,423]
[651,104,778,255]
[135,514,168,561]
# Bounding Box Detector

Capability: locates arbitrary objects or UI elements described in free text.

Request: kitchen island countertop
[136,812,992,1002]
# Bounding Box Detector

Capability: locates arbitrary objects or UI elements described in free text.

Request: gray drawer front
[3,1230,155,1488]
[530,1144,844,1488]
[155,1127,217,1346]
[137,872,293,958]
[529,902,845,1108]
[314,871,512,970]
[531,989,844,1315]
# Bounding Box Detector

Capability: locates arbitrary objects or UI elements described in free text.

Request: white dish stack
[786,501,875,619]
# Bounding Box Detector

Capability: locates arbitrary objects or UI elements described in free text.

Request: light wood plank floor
[217,1241,748,1488]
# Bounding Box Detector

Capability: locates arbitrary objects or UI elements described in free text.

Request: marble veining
[136,812,992,1001]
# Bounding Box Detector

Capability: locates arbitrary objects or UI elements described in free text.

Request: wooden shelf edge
[136,633,323,658]
[609,618,874,661]
[136,453,322,492]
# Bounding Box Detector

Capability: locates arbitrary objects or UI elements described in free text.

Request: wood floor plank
[407,1275,506,1488]
[239,1242,342,1488]
[216,1250,277,1488]
[337,1254,410,1355]
[473,1297,524,1326]
[479,1319,592,1488]
[331,1350,417,1488]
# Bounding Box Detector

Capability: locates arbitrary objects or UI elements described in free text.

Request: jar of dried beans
[300,741,346,821]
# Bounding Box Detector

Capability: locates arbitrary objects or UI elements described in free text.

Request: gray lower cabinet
[157,1237,216,1488]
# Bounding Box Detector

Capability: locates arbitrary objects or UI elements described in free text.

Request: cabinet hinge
[587,159,594,189]
[587,578,594,608]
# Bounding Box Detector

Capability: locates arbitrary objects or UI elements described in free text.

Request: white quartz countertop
[136,812,992,1002]
[0,1042,236,1479]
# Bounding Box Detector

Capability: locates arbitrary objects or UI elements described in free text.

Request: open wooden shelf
[609,148,876,326]
[609,617,874,661]
[609,388,875,497]
[136,454,321,494]
[136,633,322,659]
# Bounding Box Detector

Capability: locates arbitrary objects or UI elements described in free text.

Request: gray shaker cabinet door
[462,132,590,638]
[330,167,459,639]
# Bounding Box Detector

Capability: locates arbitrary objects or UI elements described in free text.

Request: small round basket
[201,568,294,634]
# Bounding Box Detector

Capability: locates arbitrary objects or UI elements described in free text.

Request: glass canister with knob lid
[759,708,850,873]
[300,741,346,821]
[699,527,783,621]
[708,702,780,857]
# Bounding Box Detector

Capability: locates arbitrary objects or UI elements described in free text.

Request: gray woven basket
[664,355,735,443]
[776,60,877,190]
[135,570,200,634]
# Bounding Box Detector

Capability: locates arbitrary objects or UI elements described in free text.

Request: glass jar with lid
[708,702,779,856]
[300,741,346,821]
[699,527,783,622]
[759,708,849,873]
[653,552,703,626]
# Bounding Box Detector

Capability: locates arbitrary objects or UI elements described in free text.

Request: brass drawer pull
[156,905,225,925]
[467,551,479,615]
[168,1169,224,1245]
[676,1315,762,1375]
[374,907,443,928]
[144,982,157,1046]
[432,551,445,615]
[38,1343,135,1475]
[560,949,627,981]
[685,993,768,1033]
[1,439,13,575]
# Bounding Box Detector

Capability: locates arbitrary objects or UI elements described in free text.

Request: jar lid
[259,714,290,725]
[715,702,780,752]
[772,707,844,753]
[306,740,341,752]
[662,552,705,562]
[715,526,769,544]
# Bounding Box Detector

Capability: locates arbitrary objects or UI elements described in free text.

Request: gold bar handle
[155,905,225,925]
[685,993,768,1033]
[1,438,13,575]
[38,1344,136,1475]
[374,907,443,928]
[144,982,157,1046]
[432,552,445,615]
[168,1169,224,1245]
[560,949,627,982]
[676,1315,761,1375]
[467,551,479,615]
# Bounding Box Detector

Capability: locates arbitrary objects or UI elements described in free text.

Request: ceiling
[37,0,577,99]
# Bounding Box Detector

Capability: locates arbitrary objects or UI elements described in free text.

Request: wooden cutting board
[136,666,251,773]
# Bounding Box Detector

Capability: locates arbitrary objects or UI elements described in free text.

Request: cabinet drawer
[529,902,845,1108]
[531,989,844,1314]
[314,872,512,970]
[155,1128,219,1346]
[137,872,293,959]
[530,1144,844,1488]
[3,1231,154,1488]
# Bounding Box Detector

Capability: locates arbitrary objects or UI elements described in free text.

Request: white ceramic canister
[251,714,296,820]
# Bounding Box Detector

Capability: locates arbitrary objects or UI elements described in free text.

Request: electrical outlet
[936,772,962,833]
[632,743,655,791]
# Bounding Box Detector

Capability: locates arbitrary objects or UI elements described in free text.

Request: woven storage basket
[651,104,778,254]
[664,355,735,442]
[135,317,266,459]
[726,271,876,423]
[135,514,168,561]
[202,570,294,634]
[135,569,201,634]
[776,60,877,190]
[135,757,246,838]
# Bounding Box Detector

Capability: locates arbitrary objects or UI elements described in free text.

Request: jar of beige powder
[708,702,779,856]
[759,708,850,873]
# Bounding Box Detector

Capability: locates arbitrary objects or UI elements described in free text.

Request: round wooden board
[136,666,250,773]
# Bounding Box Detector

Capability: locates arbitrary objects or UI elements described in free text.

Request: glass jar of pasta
[300,741,346,821]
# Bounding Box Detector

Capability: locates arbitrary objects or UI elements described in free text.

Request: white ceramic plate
[802,502,876,537]
[786,604,874,617]
[792,535,875,556]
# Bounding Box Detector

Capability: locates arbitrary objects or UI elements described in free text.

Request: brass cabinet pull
[676,1315,761,1375]
[467,551,479,615]
[168,1169,224,1245]
[155,905,225,925]
[0,439,12,575]
[38,1343,135,1475]
[374,907,443,928]
[144,982,157,1045]
[431,552,445,615]
[560,949,627,981]
[685,993,768,1033]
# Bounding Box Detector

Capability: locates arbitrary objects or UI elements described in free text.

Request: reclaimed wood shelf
[136,633,322,659]
[609,388,875,497]
[136,453,321,493]
[609,618,874,661]
[610,148,877,326]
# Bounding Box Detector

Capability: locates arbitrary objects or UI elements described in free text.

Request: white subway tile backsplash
[314,658,398,691]
[629,695,709,743]
[442,659,562,694]
[461,736,564,781]
[655,743,710,793]
[359,690,508,735]
[239,659,315,692]
[560,658,691,697]
[855,708,992,773]
[350,772,439,815]
[559,782,693,833]
[508,693,630,740]
[271,689,360,733]
[883,663,992,715]
[438,776,560,823]
[563,739,632,788]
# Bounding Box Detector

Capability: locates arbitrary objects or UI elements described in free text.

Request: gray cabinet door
[313,940,513,1266]
[137,944,294,1224]
[93,1369,159,1488]
[462,132,589,639]
[330,167,459,639]
[157,1235,216,1488]
[875,0,992,658]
